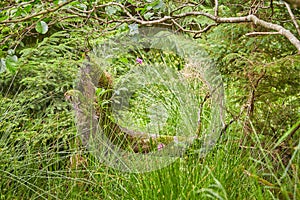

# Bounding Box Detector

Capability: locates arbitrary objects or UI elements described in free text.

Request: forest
[0,0,299,199]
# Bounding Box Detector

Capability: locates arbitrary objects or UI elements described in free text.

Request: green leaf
[119,57,129,64]
[153,0,164,10]
[105,6,118,16]
[35,21,48,34]
[0,15,9,22]
[24,4,33,13]
[128,23,139,35]
[0,58,6,73]
[5,55,18,73]
[1,26,10,34]
[144,12,154,20]
[78,3,87,11]
[7,49,15,55]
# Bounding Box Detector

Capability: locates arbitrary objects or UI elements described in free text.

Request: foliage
[0,0,299,199]
[0,30,82,199]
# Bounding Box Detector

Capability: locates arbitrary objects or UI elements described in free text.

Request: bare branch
[5,1,299,52]
[245,31,281,36]
[193,23,218,38]
[102,3,300,52]
[214,0,219,16]
[171,19,202,34]
[284,0,300,8]
[244,15,300,52]
[1,0,35,10]
[171,19,217,38]
[172,12,300,52]
[0,0,75,24]
[96,2,172,25]
[174,11,216,19]
[284,2,300,36]
[170,3,196,15]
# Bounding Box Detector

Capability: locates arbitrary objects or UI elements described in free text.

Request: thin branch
[193,23,218,38]
[244,15,300,52]
[91,3,300,52]
[171,19,217,38]
[196,93,210,135]
[284,2,300,36]
[283,0,300,8]
[245,31,281,36]
[5,1,299,53]
[170,3,196,15]
[105,3,300,52]
[172,12,300,52]
[174,11,216,19]
[96,2,173,25]
[171,19,202,34]
[1,0,35,10]
[0,0,75,24]
[214,0,219,16]
[68,5,95,14]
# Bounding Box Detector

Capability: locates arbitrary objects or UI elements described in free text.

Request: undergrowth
[0,29,299,199]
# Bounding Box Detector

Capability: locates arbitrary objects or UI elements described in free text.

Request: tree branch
[244,15,300,52]
[171,19,217,36]
[48,2,300,53]
[6,1,299,53]
[0,0,75,24]
[214,0,219,16]
[172,12,300,52]
[96,2,172,25]
[284,0,300,8]
[245,31,281,36]
[193,23,218,38]
[284,2,300,36]
[105,3,300,53]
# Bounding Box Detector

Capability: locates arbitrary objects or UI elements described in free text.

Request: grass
[0,31,299,200]
[0,115,299,199]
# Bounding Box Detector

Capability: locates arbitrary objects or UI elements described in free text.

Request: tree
[1,1,299,54]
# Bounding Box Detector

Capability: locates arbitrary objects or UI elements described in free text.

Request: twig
[3,1,300,52]
[193,23,218,38]
[174,12,300,52]
[170,3,196,15]
[196,93,210,135]
[171,19,202,34]
[0,0,75,24]
[284,1,300,36]
[245,31,281,36]
[96,2,173,25]
[214,0,219,16]
[171,19,217,38]
[283,0,300,8]
[1,0,35,10]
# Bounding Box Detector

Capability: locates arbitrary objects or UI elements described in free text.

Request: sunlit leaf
[0,15,9,22]
[105,6,118,15]
[144,12,154,20]
[5,55,18,73]
[0,58,6,73]
[7,49,15,55]
[153,0,164,10]
[35,21,48,34]
[128,23,139,35]
[24,4,32,13]
[1,26,10,34]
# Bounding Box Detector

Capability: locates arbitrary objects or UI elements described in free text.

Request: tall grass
[1,91,299,199]
[0,31,298,200]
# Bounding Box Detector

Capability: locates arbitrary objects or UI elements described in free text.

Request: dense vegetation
[0,0,299,199]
